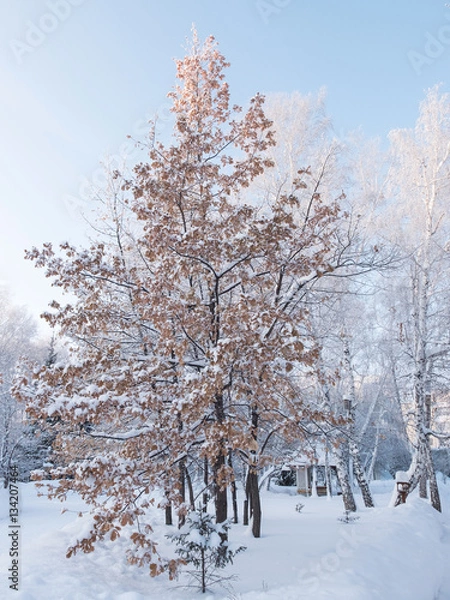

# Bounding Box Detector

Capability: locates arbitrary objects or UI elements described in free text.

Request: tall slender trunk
[247,467,261,537]
[414,232,441,512]
[390,358,410,447]
[164,484,173,526]
[185,467,195,510]
[203,457,209,512]
[350,442,374,508]
[165,499,173,526]
[213,392,228,550]
[343,337,374,508]
[210,289,229,532]
[411,264,441,511]
[213,450,228,525]
[201,546,206,594]
[311,465,318,497]
[426,443,441,512]
[228,451,238,524]
[335,443,357,512]
[419,471,428,498]
[367,418,381,483]
[178,459,186,528]
[394,264,442,512]
[324,443,333,498]
[248,405,262,537]
[243,468,250,526]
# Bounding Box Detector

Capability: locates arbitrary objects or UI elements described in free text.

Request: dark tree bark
[213,392,228,555]
[203,457,209,512]
[164,488,173,526]
[243,468,250,526]
[165,501,173,526]
[178,460,186,528]
[213,450,228,526]
[247,467,261,537]
[228,451,238,524]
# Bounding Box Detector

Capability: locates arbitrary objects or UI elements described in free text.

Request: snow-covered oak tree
[17,33,348,575]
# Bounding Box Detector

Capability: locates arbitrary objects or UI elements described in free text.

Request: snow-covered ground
[1,478,450,599]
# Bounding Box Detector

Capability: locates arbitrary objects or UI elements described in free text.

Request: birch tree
[388,86,450,511]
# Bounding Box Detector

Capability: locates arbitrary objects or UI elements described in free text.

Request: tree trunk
[245,467,262,537]
[212,397,228,560]
[343,338,374,508]
[311,464,318,497]
[203,457,209,512]
[228,451,238,524]
[231,479,238,524]
[419,471,428,498]
[393,433,441,512]
[186,467,195,510]
[213,451,228,526]
[244,467,261,536]
[243,466,250,526]
[325,444,333,498]
[402,369,442,512]
[411,252,441,512]
[213,393,228,541]
[335,443,357,512]
[213,449,228,563]
[243,497,249,526]
[350,442,374,508]
[178,460,186,528]
[165,500,173,526]
[424,437,441,512]
[201,546,206,594]
[428,464,441,512]
[367,417,382,483]
[246,405,262,537]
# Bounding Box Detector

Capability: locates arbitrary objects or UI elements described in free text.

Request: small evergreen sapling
[167,508,246,593]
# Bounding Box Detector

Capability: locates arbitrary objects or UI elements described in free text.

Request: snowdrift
[1,480,450,599]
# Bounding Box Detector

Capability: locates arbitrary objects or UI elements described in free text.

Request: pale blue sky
[1,0,449,328]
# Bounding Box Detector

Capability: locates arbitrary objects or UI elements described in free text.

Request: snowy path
[1,480,450,599]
